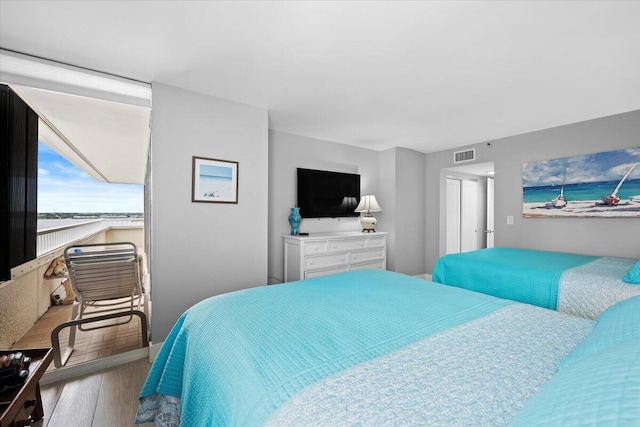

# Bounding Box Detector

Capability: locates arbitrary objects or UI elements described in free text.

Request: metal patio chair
[51,242,148,367]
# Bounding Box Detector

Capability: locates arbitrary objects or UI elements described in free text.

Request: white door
[486,177,495,248]
[446,178,461,254]
[446,178,478,254]
[460,180,478,252]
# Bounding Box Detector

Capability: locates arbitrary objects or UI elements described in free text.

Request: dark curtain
[0,84,38,280]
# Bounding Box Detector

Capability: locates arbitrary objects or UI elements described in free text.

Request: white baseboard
[41,346,149,385]
[413,273,432,281]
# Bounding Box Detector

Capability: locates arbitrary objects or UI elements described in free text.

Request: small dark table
[0,348,53,427]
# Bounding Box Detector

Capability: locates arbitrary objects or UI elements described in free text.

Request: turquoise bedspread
[138,270,511,426]
[432,248,597,310]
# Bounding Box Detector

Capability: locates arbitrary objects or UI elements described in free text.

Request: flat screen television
[297,168,360,218]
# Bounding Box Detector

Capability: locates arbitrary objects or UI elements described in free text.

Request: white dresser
[283,232,387,282]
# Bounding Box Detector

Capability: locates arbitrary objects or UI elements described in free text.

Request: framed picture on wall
[522,147,640,218]
[192,156,239,203]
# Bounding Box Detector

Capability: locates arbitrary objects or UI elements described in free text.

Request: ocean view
[523,179,640,203]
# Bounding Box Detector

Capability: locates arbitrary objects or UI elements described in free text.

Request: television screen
[297,168,360,218]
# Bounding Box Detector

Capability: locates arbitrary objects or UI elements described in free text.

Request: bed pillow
[624,259,640,284]
[508,339,640,427]
[560,295,640,369]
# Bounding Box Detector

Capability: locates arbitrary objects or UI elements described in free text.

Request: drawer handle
[331,245,337,250]
[309,260,314,265]
[352,256,358,261]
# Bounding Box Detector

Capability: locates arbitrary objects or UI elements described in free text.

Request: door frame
[439,162,494,257]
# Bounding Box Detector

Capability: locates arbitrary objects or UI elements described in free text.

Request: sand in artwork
[199,175,233,199]
[523,200,640,218]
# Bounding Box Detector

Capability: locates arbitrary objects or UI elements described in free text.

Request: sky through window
[38,141,143,213]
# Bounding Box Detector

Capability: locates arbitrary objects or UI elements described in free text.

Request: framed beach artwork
[192,156,239,204]
[522,147,640,218]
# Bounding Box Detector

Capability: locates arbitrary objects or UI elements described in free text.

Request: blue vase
[288,207,301,235]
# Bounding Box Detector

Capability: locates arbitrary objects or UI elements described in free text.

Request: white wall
[426,110,640,272]
[268,130,379,283]
[151,83,268,342]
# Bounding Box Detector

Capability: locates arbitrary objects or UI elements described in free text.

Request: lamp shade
[355,195,382,213]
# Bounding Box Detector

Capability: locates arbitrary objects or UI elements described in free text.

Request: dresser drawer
[328,238,367,252]
[305,253,348,270]
[283,232,387,283]
[349,249,384,264]
[350,259,386,271]
[304,241,327,255]
[367,236,386,248]
[305,266,349,279]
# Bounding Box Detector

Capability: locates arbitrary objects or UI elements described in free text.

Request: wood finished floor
[11,299,145,370]
[34,358,153,427]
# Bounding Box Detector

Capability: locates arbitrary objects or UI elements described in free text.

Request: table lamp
[355,195,382,232]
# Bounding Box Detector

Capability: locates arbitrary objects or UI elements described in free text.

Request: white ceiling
[1,1,639,159]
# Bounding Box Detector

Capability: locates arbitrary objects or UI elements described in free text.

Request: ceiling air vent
[453,148,476,164]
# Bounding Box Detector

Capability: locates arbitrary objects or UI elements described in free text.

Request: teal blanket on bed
[432,248,597,310]
[139,270,512,426]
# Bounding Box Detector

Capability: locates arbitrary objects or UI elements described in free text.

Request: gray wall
[150,83,269,342]
[268,130,379,283]
[378,147,427,275]
[426,110,640,272]
[378,149,397,269]
[395,148,427,275]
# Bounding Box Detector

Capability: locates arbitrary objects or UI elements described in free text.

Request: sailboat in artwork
[551,169,567,208]
[602,162,639,206]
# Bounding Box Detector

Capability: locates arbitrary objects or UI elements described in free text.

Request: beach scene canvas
[522,147,640,218]
[192,157,238,203]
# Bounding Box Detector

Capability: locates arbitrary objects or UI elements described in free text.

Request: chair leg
[68,301,79,348]
[52,301,80,367]
[52,310,149,367]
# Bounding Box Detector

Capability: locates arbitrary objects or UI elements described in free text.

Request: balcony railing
[37,218,143,257]
[103,218,144,228]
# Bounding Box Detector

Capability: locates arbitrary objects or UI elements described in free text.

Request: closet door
[446,177,478,255]
[460,179,478,252]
